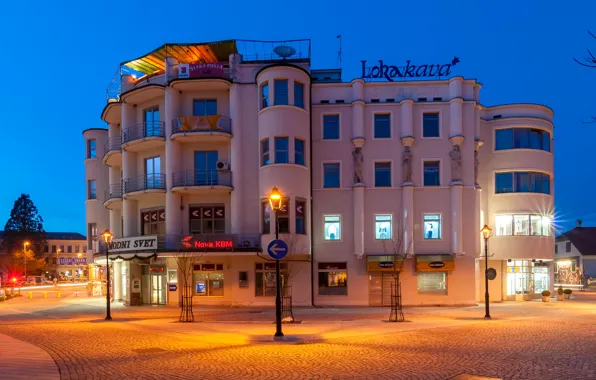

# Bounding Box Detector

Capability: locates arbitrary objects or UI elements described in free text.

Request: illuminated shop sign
[107,236,158,253]
[361,57,460,81]
[59,258,87,265]
[181,236,233,249]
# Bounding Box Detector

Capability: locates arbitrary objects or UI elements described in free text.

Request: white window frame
[421,159,442,187]
[323,214,342,241]
[321,112,342,141]
[422,213,442,240]
[420,109,442,139]
[374,214,393,240]
[372,112,393,140]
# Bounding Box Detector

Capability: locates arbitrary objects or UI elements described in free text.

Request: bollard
[43,291,47,298]
[57,291,61,299]
[28,292,32,299]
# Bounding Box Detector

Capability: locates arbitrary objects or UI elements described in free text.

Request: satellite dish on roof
[274,45,296,59]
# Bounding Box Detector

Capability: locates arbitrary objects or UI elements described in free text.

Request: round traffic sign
[267,239,288,260]
[487,268,497,281]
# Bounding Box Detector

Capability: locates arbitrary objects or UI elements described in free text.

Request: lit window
[275,137,289,164]
[318,263,348,296]
[323,115,340,140]
[295,138,305,165]
[423,161,440,186]
[87,139,96,159]
[418,272,446,294]
[375,215,392,240]
[274,79,288,105]
[374,162,392,187]
[374,114,391,138]
[514,215,529,235]
[261,83,269,109]
[496,215,513,236]
[324,215,341,240]
[262,201,271,234]
[261,139,270,166]
[294,82,304,108]
[422,113,440,138]
[323,163,340,188]
[423,214,441,239]
[88,180,97,199]
[495,214,551,236]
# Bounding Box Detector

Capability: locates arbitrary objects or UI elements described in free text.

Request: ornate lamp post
[23,241,29,284]
[268,186,284,338]
[101,229,113,321]
[480,225,492,319]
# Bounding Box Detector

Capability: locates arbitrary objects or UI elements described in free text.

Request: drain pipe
[309,76,316,307]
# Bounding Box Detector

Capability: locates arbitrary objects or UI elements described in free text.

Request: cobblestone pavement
[1,293,596,380]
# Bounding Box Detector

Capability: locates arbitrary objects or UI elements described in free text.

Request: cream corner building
[84,39,554,307]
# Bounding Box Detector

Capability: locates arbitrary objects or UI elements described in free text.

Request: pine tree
[2,194,47,257]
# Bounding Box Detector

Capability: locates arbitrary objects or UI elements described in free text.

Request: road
[1,291,596,380]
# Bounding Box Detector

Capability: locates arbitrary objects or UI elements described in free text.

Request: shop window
[296,200,306,234]
[418,272,447,294]
[189,205,225,234]
[255,262,287,296]
[295,138,305,165]
[260,82,269,109]
[495,214,551,236]
[323,115,340,140]
[423,161,440,186]
[566,242,571,252]
[324,215,341,240]
[262,200,271,234]
[275,137,289,164]
[423,214,441,239]
[274,79,288,105]
[323,163,340,188]
[87,139,96,159]
[193,272,224,297]
[318,262,348,295]
[374,114,391,138]
[422,113,440,138]
[374,162,392,187]
[294,81,304,108]
[261,139,270,166]
[168,269,177,283]
[375,214,392,240]
[141,208,166,236]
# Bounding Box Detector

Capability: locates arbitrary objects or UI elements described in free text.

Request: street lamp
[480,225,492,319]
[101,229,113,321]
[268,186,284,338]
[23,241,29,284]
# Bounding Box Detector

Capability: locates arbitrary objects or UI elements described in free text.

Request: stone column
[449,77,463,138]
[165,84,181,248]
[400,99,414,138]
[113,261,122,302]
[351,79,364,138]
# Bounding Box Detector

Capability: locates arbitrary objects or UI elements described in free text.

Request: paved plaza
[1,289,596,379]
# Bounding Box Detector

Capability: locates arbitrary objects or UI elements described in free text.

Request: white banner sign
[107,236,158,253]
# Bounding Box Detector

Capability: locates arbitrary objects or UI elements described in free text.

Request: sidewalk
[0,333,60,380]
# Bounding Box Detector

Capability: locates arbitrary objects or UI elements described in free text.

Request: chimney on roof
[577,219,583,227]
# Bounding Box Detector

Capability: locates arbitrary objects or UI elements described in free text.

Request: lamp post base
[105,315,112,321]
[484,315,491,319]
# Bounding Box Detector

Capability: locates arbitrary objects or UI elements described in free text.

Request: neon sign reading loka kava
[361,56,460,81]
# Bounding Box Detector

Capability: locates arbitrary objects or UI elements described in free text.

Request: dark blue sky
[0,1,594,234]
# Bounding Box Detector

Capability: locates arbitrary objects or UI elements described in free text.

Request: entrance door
[194,151,219,185]
[369,273,396,306]
[150,274,166,304]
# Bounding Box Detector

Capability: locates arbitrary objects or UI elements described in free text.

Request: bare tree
[278,233,308,323]
[380,216,413,322]
[574,30,596,123]
[174,251,203,322]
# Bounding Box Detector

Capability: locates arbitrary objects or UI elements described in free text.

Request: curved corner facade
[88,39,554,307]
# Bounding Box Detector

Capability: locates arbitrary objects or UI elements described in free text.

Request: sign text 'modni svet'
[361,56,460,81]
[107,236,158,253]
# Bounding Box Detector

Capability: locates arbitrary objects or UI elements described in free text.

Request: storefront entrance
[506,260,550,301]
[369,273,396,306]
[150,274,166,304]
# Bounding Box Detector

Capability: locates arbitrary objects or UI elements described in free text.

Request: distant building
[555,220,596,289]
[85,38,554,307]
[0,231,88,281]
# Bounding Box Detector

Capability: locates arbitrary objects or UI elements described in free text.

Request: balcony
[121,121,165,152]
[103,184,123,210]
[171,116,232,142]
[171,170,233,194]
[123,174,166,199]
[169,234,262,252]
[103,137,122,166]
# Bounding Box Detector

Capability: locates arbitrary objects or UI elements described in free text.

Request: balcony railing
[122,121,165,144]
[123,174,166,193]
[103,136,122,157]
[169,234,262,251]
[104,184,123,203]
[172,170,232,188]
[171,115,232,135]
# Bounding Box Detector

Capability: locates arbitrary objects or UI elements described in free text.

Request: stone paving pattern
[1,290,596,379]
